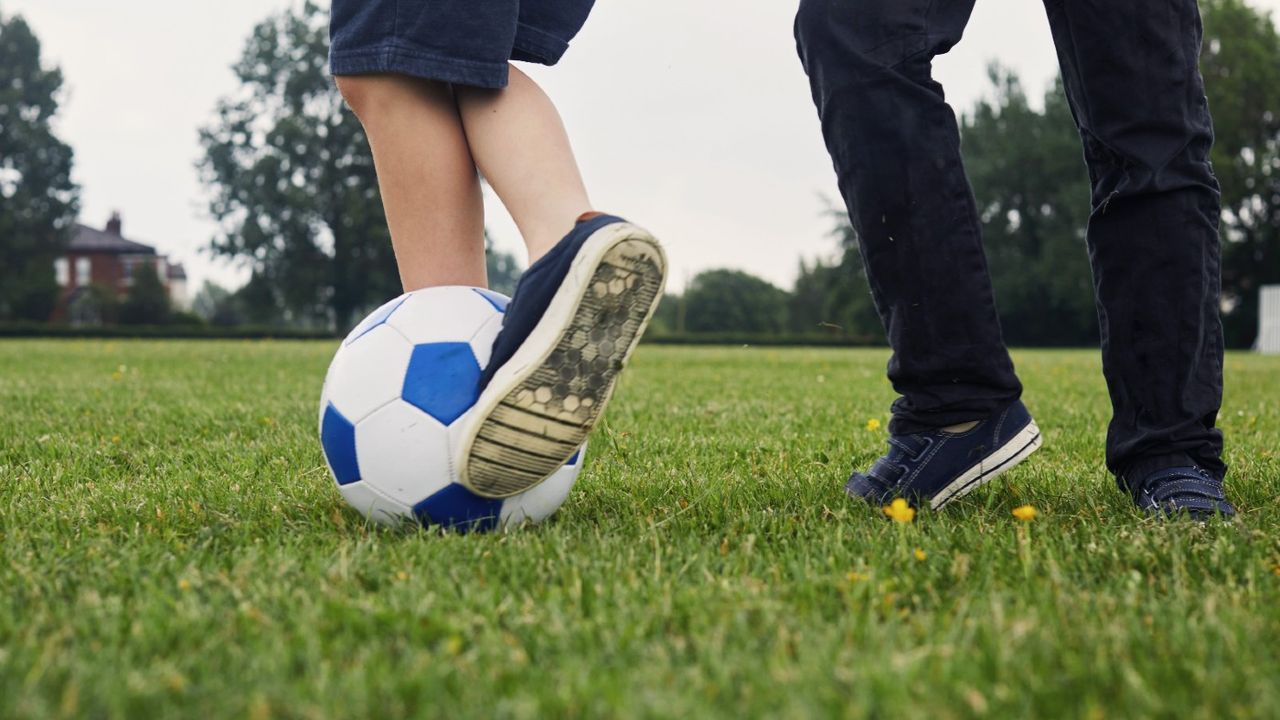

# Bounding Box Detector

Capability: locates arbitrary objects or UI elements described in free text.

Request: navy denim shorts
[329,0,596,88]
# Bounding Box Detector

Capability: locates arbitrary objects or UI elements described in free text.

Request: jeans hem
[329,44,509,88]
[512,23,570,65]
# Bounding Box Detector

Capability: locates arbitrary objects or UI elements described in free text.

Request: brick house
[51,213,188,323]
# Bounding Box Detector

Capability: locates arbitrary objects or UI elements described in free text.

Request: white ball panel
[325,325,413,423]
[318,348,339,435]
[469,312,505,372]
[387,287,500,345]
[338,481,414,525]
[355,400,453,505]
[342,293,410,346]
[499,459,583,526]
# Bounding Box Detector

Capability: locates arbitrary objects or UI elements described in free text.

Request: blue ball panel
[402,342,482,426]
[473,288,510,313]
[414,484,503,533]
[345,296,408,346]
[320,403,360,485]
[567,449,581,466]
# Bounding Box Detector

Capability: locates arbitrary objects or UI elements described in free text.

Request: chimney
[106,212,122,236]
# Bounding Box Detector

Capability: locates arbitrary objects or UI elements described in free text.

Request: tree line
[658,0,1280,348]
[1,0,1276,346]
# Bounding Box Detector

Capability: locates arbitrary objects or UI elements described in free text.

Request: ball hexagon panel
[413,484,505,533]
[320,403,360,486]
[326,324,414,423]
[344,295,409,346]
[387,287,501,345]
[338,481,413,525]
[402,342,482,426]
[354,400,452,506]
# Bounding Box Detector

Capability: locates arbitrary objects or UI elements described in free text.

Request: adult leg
[336,74,487,290]
[794,0,1023,434]
[1041,0,1227,483]
[454,66,594,263]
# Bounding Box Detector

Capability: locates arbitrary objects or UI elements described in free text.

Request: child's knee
[336,74,429,118]
[336,74,453,119]
[334,74,383,117]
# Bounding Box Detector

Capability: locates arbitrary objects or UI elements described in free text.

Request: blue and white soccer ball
[318,286,584,532]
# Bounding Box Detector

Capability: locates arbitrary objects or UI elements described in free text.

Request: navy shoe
[1123,466,1236,520]
[456,213,667,498]
[847,400,1043,511]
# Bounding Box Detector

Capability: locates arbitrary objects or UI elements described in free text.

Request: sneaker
[846,400,1043,511]
[456,213,667,498]
[1122,465,1236,520]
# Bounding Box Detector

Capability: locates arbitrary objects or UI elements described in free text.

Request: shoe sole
[456,222,667,498]
[929,420,1043,510]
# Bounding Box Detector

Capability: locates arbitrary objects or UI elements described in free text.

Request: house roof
[69,223,157,255]
[167,263,187,280]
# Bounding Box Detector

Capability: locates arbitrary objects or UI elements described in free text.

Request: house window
[54,258,69,287]
[75,257,91,286]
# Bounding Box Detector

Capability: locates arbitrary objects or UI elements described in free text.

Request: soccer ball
[318,286,585,532]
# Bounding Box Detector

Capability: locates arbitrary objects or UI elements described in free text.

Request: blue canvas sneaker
[456,213,667,498]
[847,400,1043,511]
[1122,465,1236,520]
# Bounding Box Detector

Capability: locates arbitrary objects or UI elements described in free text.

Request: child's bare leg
[454,66,592,263]
[336,74,486,290]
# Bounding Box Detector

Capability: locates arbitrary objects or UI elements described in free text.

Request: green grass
[2,341,1278,719]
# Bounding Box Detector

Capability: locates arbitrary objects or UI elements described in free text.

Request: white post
[1259,285,1280,355]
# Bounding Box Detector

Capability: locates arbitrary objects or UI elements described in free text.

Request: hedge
[0,323,334,340]
[0,324,882,347]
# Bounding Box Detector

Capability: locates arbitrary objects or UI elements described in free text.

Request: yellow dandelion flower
[846,571,868,583]
[883,498,916,523]
[178,578,191,591]
[866,418,882,432]
[1012,505,1038,522]
[914,548,927,561]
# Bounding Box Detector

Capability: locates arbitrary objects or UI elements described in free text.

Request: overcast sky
[8,0,1279,294]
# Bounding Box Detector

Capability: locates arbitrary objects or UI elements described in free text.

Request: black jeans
[795,0,1226,483]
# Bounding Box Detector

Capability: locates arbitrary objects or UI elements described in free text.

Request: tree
[0,12,79,321]
[961,68,1097,346]
[119,263,171,325]
[199,2,399,331]
[817,64,1104,348]
[485,234,522,297]
[233,271,291,327]
[648,293,684,334]
[192,280,245,326]
[682,269,789,334]
[67,284,118,327]
[789,209,885,341]
[1202,0,1280,347]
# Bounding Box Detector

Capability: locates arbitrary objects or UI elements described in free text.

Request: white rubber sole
[456,222,667,498]
[929,421,1043,510]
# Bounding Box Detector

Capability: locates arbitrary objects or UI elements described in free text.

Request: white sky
[7,0,1279,294]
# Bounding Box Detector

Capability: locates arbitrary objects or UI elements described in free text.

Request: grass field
[2,340,1278,719]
